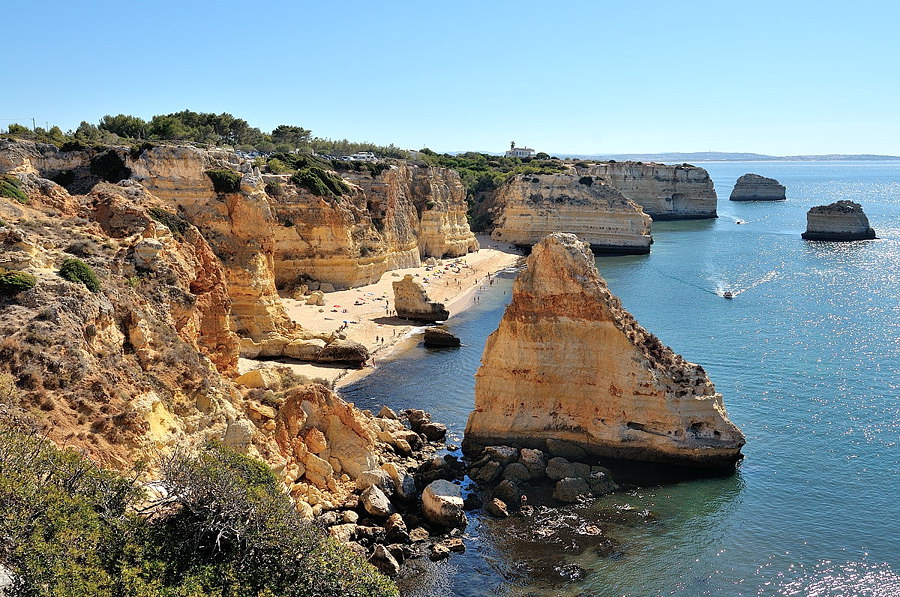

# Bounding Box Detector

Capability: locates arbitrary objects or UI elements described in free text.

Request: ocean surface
[341,162,900,596]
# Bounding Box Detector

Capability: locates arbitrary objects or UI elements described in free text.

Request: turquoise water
[342,162,900,596]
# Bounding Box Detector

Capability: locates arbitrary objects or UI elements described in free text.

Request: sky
[4,0,899,156]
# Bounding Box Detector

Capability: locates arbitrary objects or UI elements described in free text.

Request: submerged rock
[393,274,449,322]
[463,232,746,469]
[802,200,876,241]
[729,173,786,201]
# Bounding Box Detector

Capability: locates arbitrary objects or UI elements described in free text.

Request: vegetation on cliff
[205,168,243,194]
[2,110,408,158]
[0,175,29,205]
[0,417,398,596]
[0,269,36,297]
[58,258,101,293]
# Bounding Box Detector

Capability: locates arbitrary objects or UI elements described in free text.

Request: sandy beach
[237,235,523,387]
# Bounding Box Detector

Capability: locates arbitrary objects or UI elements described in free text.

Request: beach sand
[237,235,523,387]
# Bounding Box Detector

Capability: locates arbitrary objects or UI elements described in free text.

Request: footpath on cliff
[237,234,523,386]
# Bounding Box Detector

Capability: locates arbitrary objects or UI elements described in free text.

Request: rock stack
[464,233,745,469]
[729,173,786,201]
[392,274,449,322]
[802,200,876,241]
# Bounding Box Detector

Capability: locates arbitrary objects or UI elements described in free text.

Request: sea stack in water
[729,173,786,201]
[464,233,745,468]
[802,200,876,241]
[393,274,449,322]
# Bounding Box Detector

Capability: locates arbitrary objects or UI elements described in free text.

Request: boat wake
[716,269,779,298]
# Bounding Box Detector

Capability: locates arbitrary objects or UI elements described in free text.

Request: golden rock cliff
[270,164,478,290]
[464,233,745,468]
[580,161,718,220]
[489,173,652,254]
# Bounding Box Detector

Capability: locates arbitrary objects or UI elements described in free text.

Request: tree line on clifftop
[2,110,408,158]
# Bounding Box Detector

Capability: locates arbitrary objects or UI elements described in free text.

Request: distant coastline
[451,150,900,162]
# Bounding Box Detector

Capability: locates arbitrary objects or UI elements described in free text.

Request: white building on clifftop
[505,141,535,158]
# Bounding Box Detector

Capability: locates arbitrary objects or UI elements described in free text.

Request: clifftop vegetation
[2,110,409,158]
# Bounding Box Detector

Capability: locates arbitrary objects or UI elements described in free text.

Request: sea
[341,161,900,596]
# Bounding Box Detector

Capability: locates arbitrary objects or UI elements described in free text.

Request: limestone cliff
[729,173,786,201]
[270,164,478,290]
[802,200,876,241]
[488,173,652,254]
[464,233,745,468]
[580,161,718,220]
[0,170,401,511]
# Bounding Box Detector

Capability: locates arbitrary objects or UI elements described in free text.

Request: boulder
[385,513,410,544]
[361,485,395,517]
[317,339,369,366]
[501,462,531,483]
[422,479,467,528]
[729,173,786,201]
[369,544,401,577]
[423,326,461,348]
[235,368,281,389]
[545,457,577,481]
[587,468,619,496]
[485,445,519,466]
[284,339,326,360]
[546,438,587,461]
[553,477,592,503]
[470,460,502,485]
[328,523,357,544]
[493,479,522,505]
[356,469,394,496]
[306,290,325,306]
[485,497,509,518]
[420,421,448,441]
[519,448,547,478]
[393,274,449,322]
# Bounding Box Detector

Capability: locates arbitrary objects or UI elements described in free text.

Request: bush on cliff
[0,175,29,204]
[291,167,349,197]
[58,258,101,293]
[205,169,242,194]
[0,269,37,297]
[0,423,399,597]
[147,207,189,238]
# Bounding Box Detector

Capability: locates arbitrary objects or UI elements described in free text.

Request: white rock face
[490,173,652,254]
[729,173,786,201]
[802,200,876,241]
[422,479,467,528]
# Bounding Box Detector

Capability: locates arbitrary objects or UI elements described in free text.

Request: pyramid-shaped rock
[464,233,745,468]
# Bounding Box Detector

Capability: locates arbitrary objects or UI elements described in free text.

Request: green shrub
[205,169,242,193]
[266,158,290,174]
[129,142,155,159]
[578,176,594,186]
[0,175,29,204]
[59,257,101,293]
[265,180,284,197]
[59,140,87,152]
[0,426,399,597]
[147,207,189,238]
[0,269,36,297]
[291,167,349,197]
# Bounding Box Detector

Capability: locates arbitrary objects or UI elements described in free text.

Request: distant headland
[454,150,900,162]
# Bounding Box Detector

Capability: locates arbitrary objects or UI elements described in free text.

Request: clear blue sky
[4,0,899,155]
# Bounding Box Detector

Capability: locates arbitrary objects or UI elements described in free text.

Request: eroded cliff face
[270,164,478,290]
[464,233,745,468]
[0,169,402,512]
[489,173,652,254]
[580,162,718,220]
[802,200,876,241]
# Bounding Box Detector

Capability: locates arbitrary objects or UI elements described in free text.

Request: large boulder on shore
[422,479,467,528]
[463,233,745,469]
[393,274,449,322]
[802,200,876,241]
[316,339,369,366]
[423,326,461,348]
[729,173,786,201]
